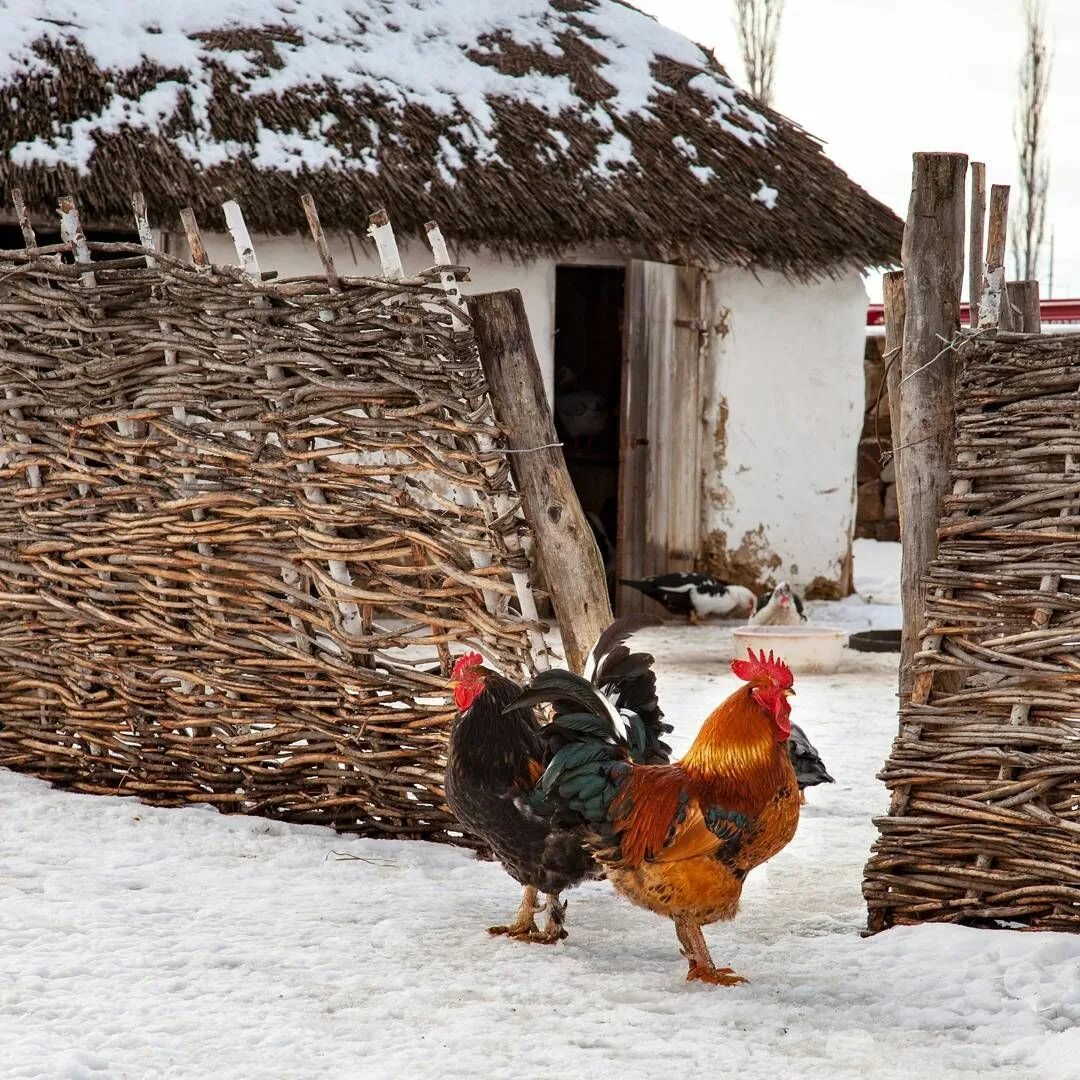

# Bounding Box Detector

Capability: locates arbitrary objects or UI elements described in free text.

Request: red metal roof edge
[868,298,1080,326]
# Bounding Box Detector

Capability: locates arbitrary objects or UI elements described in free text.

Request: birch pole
[979,185,1010,330]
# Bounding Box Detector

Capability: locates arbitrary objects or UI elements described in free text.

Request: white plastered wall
[702,267,869,594]
[192,230,867,591]
[194,231,559,398]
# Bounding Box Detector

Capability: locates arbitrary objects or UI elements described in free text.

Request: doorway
[553,266,625,599]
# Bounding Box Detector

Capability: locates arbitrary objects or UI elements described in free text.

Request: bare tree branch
[733,0,785,107]
[1012,0,1051,281]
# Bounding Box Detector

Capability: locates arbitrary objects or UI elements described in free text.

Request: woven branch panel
[865,333,1080,931]
[0,241,540,843]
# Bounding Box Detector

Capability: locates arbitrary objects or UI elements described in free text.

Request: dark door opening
[553,265,625,600]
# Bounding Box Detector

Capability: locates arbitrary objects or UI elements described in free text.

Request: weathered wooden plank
[618,261,652,614]
[667,265,705,572]
[471,289,611,673]
[643,263,678,580]
[618,260,682,612]
[897,152,967,692]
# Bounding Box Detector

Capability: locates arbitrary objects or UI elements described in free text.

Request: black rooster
[445,616,670,944]
[788,721,834,803]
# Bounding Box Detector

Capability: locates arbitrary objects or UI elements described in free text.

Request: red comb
[452,651,484,680]
[731,649,793,689]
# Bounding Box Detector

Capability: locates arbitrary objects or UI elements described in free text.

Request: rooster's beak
[784,689,795,698]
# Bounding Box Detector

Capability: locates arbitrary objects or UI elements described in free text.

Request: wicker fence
[865,331,1080,930]
[0,194,546,843]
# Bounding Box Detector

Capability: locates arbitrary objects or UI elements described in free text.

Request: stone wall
[855,336,899,542]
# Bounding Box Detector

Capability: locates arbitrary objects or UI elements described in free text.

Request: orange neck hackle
[680,686,781,782]
[680,650,796,790]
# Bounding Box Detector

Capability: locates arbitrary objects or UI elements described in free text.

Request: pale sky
[635,0,1080,302]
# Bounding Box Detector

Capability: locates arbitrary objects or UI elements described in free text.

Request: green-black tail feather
[509,616,670,824]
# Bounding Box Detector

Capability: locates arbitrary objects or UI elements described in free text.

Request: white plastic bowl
[731,625,848,675]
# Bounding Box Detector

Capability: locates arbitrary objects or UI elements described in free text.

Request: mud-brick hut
[0,0,901,605]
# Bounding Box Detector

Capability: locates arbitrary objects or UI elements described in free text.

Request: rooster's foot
[488,884,543,938]
[686,963,747,986]
[511,925,568,945]
[488,920,540,938]
[675,915,744,985]
[505,895,568,944]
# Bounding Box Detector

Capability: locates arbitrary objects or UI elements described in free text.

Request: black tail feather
[583,614,660,681]
[585,616,669,764]
[508,671,622,736]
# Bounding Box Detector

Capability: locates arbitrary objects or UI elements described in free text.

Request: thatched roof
[1,1,901,274]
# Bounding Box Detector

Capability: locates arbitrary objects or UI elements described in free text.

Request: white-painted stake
[367,209,405,280]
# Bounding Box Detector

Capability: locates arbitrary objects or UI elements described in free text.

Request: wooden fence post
[1006,279,1041,333]
[882,269,907,691]
[470,290,612,673]
[897,152,967,690]
[968,162,986,327]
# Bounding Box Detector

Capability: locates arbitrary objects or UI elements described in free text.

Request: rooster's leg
[532,894,569,943]
[673,915,746,986]
[504,893,569,945]
[488,885,542,938]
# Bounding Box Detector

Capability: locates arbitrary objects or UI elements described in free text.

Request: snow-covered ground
[1,544,1078,1079]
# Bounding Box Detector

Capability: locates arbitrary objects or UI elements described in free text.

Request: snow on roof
[0,0,901,272]
[6,0,773,176]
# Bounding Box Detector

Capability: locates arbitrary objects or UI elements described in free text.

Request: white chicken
[748,581,807,626]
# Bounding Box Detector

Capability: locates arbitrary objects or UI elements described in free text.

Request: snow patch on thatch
[6,0,770,181]
[0,0,901,273]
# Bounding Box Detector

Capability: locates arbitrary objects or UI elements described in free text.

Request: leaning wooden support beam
[896,152,967,693]
[424,222,550,669]
[470,289,612,674]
